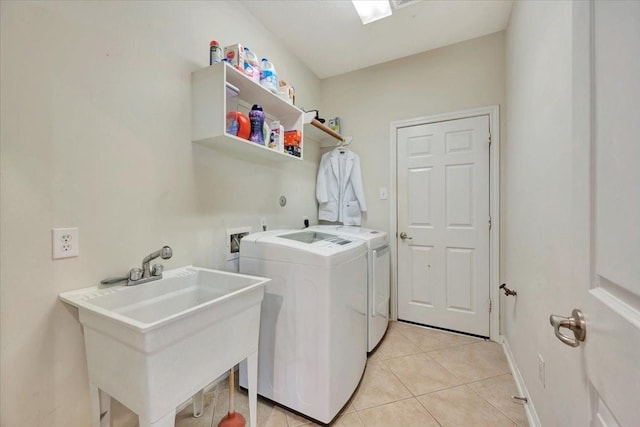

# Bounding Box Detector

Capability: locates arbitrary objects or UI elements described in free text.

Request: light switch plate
[379,187,388,200]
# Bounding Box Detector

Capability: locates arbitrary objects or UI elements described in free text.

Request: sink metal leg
[247,351,258,427]
[192,389,204,418]
[89,384,111,427]
[139,409,176,427]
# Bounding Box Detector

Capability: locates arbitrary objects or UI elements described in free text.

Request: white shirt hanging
[316,148,367,225]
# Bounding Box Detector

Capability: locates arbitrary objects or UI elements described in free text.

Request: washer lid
[240,229,366,266]
[280,231,353,246]
[309,225,389,248]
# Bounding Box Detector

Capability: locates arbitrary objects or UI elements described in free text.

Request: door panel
[445,130,474,153]
[397,115,490,336]
[582,2,640,425]
[408,168,433,225]
[446,248,474,312]
[409,245,435,306]
[446,164,474,227]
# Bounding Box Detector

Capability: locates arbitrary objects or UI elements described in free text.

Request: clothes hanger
[335,136,352,154]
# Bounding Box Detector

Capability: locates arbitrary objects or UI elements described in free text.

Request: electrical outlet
[52,227,79,259]
[538,354,545,388]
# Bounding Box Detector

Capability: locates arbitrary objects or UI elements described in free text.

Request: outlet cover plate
[52,227,79,259]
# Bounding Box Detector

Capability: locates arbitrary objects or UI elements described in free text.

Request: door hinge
[488,298,492,312]
[489,215,492,230]
[488,133,492,146]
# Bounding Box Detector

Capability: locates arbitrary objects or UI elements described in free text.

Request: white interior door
[397,115,490,336]
[570,2,640,425]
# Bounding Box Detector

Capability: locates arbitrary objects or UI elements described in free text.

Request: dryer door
[369,245,390,350]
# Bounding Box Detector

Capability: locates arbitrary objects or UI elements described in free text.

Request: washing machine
[309,225,390,352]
[238,229,367,424]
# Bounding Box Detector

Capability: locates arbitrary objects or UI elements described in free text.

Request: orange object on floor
[217,369,246,427]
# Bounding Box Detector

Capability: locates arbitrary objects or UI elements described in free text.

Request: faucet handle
[151,264,164,277]
[129,267,143,281]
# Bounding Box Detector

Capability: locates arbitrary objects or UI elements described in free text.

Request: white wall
[318,32,505,234]
[504,1,589,425]
[0,1,320,425]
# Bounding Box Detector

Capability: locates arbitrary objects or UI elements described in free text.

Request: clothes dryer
[309,225,390,352]
[238,230,367,424]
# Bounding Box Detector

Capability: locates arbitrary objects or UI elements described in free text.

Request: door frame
[389,105,500,341]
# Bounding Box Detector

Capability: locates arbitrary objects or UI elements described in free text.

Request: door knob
[399,232,412,241]
[549,308,586,347]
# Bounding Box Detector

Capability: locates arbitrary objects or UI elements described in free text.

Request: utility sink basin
[60,266,269,427]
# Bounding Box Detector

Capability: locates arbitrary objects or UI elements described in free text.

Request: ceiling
[240,0,514,79]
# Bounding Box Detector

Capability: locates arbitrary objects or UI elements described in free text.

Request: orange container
[226,112,250,139]
[284,130,301,147]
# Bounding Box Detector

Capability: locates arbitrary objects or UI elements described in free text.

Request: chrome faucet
[100,245,173,286]
[142,246,173,279]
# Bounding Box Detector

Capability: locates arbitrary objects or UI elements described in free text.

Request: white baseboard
[500,336,542,427]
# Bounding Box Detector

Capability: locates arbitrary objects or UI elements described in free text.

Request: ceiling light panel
[352,0,393,25]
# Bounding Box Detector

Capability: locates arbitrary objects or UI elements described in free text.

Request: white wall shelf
[191,62,305,161]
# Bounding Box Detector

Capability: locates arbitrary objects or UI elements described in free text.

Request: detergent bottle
[249,105,265,145]
[260,58,278,93]
[243,47,261,83]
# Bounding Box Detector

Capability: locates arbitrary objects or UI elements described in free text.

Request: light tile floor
[114,321,528,426]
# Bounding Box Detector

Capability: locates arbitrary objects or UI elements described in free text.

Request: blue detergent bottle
[260,58,278,93]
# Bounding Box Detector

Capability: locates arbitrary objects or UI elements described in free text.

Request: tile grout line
[381,328,518,426]
[390,327,487,355]
[378,356,417,401]
[209,384,219,427]
[411,394,444,427]
[356,396,445,427]
[464,381,522,427]
[376,353,474,427]
[349,406,365,427]
[383,345,508,399]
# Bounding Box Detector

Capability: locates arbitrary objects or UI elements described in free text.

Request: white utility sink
[60,266,269,427]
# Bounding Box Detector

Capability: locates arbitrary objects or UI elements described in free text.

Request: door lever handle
[399,232,412,241]
[549,308,586,347]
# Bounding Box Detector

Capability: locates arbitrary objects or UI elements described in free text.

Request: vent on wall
[391,0,419,10]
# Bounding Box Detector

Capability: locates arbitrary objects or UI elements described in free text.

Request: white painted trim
[501,336,541,427]
[389,105,500,341]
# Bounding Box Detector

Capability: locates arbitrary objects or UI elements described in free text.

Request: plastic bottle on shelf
[260,58,278,93]
[269,121,285,152]
[249,105,265,145]
[243,47,261,82]
[263,122,270,145]
[226,112,250,139]
[209,40,222,65]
